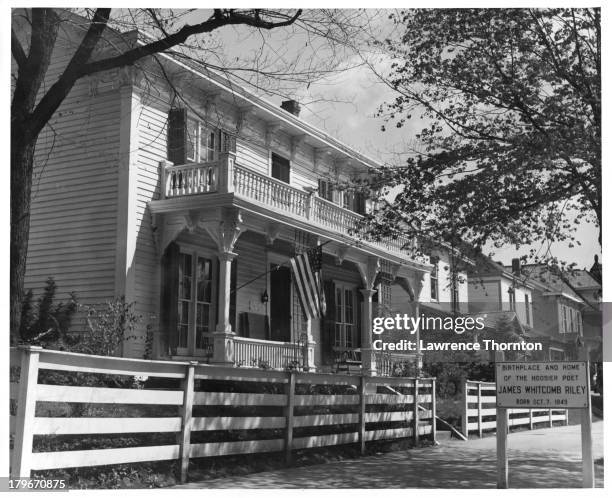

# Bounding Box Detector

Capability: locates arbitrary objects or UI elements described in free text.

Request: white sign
[496,361,588,408]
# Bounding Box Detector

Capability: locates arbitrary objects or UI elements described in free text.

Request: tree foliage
[368,8,600,257]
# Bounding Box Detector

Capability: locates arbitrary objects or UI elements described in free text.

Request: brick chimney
[511,258,521,275]
[281,100,301,117]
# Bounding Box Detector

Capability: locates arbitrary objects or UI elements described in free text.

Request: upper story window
[508,287,516,311]
[560,304,582,334]
[271,153,290,183]
[524,294,531,326]
[317,180,366,215]
[167,108,235,165]
[186,118,216,163]
[430,256,439,301]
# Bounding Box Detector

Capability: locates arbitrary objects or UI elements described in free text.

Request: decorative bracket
[265,222,282,246]
[334,245,350,266]
[356,256,380,290]
[314,148,332,173]
[291,135,307,161]
[265,123,281,147]
[204,93,221,115]
[201,207,244,254]
[237,105,256,133]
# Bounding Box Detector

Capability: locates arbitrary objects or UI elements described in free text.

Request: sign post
[495,358,592,488]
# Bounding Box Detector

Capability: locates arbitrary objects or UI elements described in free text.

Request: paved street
[176,421,603,488]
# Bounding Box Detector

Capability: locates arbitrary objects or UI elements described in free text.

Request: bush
[19,277,78,348]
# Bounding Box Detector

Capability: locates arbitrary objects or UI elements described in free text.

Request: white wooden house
[22,12,433,375]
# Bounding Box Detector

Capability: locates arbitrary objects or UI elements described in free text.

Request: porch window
[177,250,216,355]
[334,284,357,348]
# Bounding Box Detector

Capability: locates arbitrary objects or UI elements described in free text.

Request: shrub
[19,277,78,348]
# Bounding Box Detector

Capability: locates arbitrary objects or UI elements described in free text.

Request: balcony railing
[161,156,415,257]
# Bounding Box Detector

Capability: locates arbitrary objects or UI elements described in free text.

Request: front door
[270,265,291,342]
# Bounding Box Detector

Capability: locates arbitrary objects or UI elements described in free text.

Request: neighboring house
[521,263,598,361]
[564,257,603,357]
[467,257,534,330]
[20,11,432,375]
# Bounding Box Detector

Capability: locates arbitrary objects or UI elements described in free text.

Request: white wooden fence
[9,346,436,482]
[462,380,568,437]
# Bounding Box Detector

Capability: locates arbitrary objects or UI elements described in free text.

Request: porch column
[356,256,380,377]
[201,207,244,365]
[213,251,237,364]
[360,288,377,377]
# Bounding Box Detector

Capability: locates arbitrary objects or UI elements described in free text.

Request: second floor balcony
[156,153,415,260]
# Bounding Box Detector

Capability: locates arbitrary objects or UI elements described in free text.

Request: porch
[148,154,430,377]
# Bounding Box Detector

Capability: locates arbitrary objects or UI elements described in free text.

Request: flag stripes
[289,246,326,320]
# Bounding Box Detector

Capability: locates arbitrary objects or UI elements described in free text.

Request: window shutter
[322,280,336,365]
[318,179,326,199]
[356,290,363,348]
[229,259,238,331]
[161,242,180,356]
[167,108,188,165]
[355,192,367,215]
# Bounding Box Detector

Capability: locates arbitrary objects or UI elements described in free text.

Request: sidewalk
[175,421,604,488]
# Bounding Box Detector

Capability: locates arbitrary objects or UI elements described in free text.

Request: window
[524,294,531,326]
[561,304,569,333]
[508,287,516,311]
[177,249,216,354]
[167,108,235,165]
[318,179,334,202]
[186,118,217,163]
[430,256,439,301]
[271,153,290,183]
[334,284,357,348]
[452,279,459,312]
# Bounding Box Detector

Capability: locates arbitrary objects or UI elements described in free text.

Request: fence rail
[10,346,436,482]
[462,380,568,437]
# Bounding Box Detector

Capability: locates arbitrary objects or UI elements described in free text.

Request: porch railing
[233,336,305,370]
[160,157,416,257]
[375,352,418,377]
[163,161,219,198]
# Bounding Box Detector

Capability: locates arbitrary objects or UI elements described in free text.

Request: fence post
[477,382,482,438]
[462,381,469,438]
[413,377,419,445]
[179,362,196,483]
[548,409,553,428]
[11,345,42,479]
[359,376,367,455]
[565,409,569,425]
[529,409,533,430]
[431,378,437,444]
[284,371,296,464]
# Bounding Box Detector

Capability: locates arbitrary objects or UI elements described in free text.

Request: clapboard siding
[128,97,169,357]
[24,35,121,315]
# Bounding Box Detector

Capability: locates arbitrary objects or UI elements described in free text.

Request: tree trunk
[11,132,35,343]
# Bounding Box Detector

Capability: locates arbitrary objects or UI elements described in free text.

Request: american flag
[289,245,326,319]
